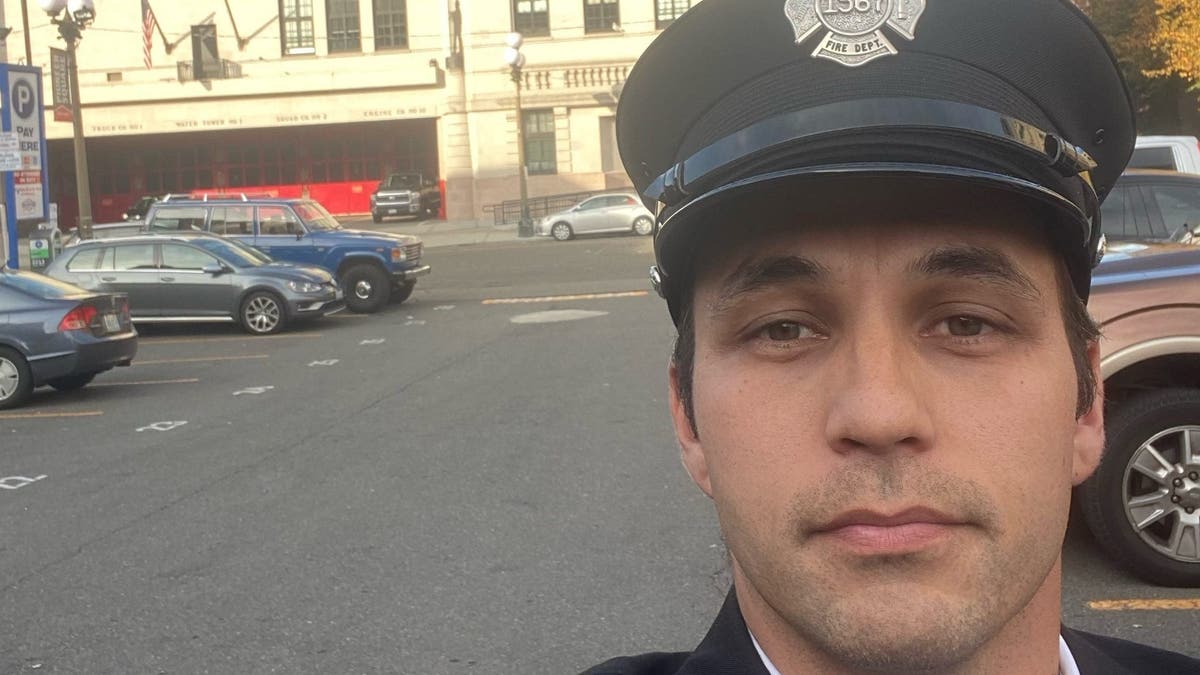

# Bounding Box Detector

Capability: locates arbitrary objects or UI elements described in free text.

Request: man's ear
[1072,341,1106,486]
[670,361,713,498]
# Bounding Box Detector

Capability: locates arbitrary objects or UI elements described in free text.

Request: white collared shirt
[749,631,1081,674]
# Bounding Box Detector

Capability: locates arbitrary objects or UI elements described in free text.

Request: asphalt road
[1,234,1197,674]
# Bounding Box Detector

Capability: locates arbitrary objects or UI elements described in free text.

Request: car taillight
[118,297,131,319]
[59,305,97,332]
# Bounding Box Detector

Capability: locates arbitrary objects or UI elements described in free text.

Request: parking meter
[28,222,62,270]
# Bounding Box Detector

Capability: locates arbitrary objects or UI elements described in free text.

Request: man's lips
[812,507,969,554]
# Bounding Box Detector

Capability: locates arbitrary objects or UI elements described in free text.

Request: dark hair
[671,261,1101,438]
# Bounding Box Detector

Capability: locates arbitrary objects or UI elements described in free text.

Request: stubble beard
[731,462,1063,673]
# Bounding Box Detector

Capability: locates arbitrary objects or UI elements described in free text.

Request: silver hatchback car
[535,194,655,241]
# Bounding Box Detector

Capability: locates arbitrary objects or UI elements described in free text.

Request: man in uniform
[584,0,1200,673]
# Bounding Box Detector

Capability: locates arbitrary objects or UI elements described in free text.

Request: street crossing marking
[135,355,269,366]
[482,291,649,305]
[0,410,103,420]
[1088,599,1200,611]
[91,378,200,387]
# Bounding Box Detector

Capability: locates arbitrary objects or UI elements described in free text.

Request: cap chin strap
[644,97,1097,211]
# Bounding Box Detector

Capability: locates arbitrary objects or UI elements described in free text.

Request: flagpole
[146,1,172,54]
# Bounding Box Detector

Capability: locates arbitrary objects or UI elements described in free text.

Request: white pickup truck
[1132,135,1200,174]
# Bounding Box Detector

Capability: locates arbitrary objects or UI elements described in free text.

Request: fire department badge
[785,0,926,67]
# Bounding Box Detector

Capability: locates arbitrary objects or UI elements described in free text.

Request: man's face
[670,190,1106,670]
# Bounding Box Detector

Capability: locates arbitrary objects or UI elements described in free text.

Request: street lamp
[38,0,94,239]
[504,32,533,238]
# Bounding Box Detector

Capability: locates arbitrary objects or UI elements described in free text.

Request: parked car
[1132,136,1200,174]
[0,268,137,409]
[371,172,442,223]
[143,197,429,313]
[535,194,655,241]
[1078,242,1200,586]
[1101,170,1200,244]
[62,222,148,248]
[123,194,163,221]
[45,232,344,336]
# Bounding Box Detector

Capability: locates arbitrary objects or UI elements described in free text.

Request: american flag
[142,0,157,69]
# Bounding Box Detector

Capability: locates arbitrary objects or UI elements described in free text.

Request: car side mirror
[202,263,226,275]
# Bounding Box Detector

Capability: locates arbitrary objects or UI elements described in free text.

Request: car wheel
[239,291,288,335]
[0,347,33,410]
[372,212,383,224]
[1079,388,1200,587]
[633,216,654,236]
[391,281,416,305]
[342,264,390,313]
[551,222,573,241]
[47,372,97,392]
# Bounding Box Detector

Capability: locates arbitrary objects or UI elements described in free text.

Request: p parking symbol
[11,80,35,119]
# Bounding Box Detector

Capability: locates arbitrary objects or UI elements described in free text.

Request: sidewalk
[341,216,530,249]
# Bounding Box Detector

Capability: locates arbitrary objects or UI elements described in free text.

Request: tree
[1150,0,1200,83]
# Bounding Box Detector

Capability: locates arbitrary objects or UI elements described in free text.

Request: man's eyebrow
[908,245,1042,301]
[710,255,829,314]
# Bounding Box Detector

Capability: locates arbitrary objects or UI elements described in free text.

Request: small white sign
[0,132,21,172]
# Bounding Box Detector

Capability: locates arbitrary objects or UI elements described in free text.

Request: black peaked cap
[617,0,1136,322]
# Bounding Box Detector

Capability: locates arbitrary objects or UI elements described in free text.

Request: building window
[655,0,691,29]
[326,0,361,53]
[513,0,549,37]
[373,0,409,50]
[523,109,557,175]
[584,0,619,33]
[280,0,315,55]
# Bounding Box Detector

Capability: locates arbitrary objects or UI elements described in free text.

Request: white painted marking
[137,421,188,433]
[360,339,386,345]
[434,305,456,311]
[404,320,427,327]
[309,360,340,367]
[484,291,648,305]
[510,310,610,324]
[0,475,47,490]
[233,386,275,396]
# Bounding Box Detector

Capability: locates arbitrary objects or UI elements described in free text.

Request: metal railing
[177,59,243,83]
[488,189,612,226]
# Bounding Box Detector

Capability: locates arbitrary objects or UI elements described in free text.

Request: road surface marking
[360,339,386,345]
[0,475,47,490]
[141,333,323,345]
[434,305,456,311]
[233,386,275,396]
[0,410,103,420]
[404,320,427,326]
[137,420,188,432]
[510,310,610,324]
[135,355,269,366]
[91,378,200,387]
[483,291,648,305]
[309,359,340,367]
[1088,599,1200,611]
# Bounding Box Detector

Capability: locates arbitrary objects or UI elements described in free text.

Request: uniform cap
[617,0,1136,322]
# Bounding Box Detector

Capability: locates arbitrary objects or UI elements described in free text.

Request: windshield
[295,201,342,232]
[383,174,421,189]
[0,269,88,298]
[190,237,272,267]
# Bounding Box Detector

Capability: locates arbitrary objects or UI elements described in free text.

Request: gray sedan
[535,194,655,241]
[0,269,137,409]
[45,232,343,335]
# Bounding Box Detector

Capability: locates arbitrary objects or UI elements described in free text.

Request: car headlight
[288,280,323,294]
[391,247,407,263]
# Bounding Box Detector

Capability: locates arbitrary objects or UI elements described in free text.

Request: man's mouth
[812,507,969,555]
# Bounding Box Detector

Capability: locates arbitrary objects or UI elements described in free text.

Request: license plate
[335,290,344,300]
[103,314,120,332]
[387,208,398,215]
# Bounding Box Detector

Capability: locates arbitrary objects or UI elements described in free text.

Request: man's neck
[733,559,1065,675]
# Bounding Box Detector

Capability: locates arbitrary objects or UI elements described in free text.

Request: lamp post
[38,0,94,240]
[504,32,533,238]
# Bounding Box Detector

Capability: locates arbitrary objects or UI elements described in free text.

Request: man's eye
[761,321,813,341]
[943,316,990,338]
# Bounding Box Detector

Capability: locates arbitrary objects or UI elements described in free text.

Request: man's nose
[823,324,935,456]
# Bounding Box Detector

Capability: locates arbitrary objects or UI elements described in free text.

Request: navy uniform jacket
[581,591,1200,675]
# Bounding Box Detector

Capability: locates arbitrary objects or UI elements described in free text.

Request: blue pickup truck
[143,197,430,313]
